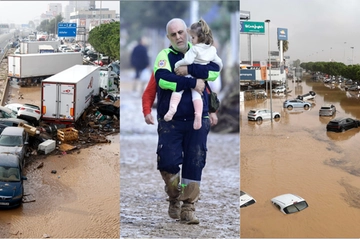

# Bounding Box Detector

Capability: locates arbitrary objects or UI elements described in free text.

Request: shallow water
[241,75,360,237]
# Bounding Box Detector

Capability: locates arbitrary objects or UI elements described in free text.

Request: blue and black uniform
[154,43,220,185]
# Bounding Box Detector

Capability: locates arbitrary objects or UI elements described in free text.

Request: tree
[88,21,120,60]
[277,40,289,55]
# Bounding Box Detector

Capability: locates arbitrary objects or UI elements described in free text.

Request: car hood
[0,181,21,197]
[0,146,23,155]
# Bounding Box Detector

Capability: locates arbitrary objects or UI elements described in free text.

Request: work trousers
[156,117,210,184]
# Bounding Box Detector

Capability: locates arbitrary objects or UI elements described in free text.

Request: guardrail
[0,43,11,106]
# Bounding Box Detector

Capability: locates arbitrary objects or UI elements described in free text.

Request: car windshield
[0,166,20,182]
[283,201,308,214]
[240,199,256,208]
[0,135,23,146]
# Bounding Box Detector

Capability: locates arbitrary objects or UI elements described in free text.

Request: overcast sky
[0,1,119,24]
[241,0,360,65]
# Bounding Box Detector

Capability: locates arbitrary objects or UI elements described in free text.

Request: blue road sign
[58,23,77,37]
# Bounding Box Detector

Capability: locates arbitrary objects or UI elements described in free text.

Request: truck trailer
[20,41,60,54]
[8,52,83,86]
[41,65,100,124]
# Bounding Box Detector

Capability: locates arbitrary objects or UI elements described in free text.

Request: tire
[287,105,293,110]
[298,96,303,100]
[274,114,280,119]
[256,117,262,121]
[341,127,345,132]
[304,105,310,110]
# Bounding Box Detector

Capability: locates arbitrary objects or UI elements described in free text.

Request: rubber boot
[193,99,203,130]
[164,92,182,121]
[160,171,181,219]
[179,182,200,224]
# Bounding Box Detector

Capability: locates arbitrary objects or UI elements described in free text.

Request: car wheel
[287,105,293,110]
[304,105,310,110]
[274,114,280,119]
[256,117,262,121]
[341,127,345,132]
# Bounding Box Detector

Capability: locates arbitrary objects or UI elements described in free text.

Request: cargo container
[20,41,60,54]
[41,65,100,124]
[8,52,83,86]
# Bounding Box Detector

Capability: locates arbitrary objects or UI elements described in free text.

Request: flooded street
[0,82,120,238]
[241,74,360,237]
[120,70,240,238]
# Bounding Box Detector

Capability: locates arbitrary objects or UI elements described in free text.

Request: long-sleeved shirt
[142,72,156,117]
[174,43,223,71]
[154,43,220,121]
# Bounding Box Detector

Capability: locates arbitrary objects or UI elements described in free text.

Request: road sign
[277,28,288,41]
[58,23,77,37]
[240,21,265,34]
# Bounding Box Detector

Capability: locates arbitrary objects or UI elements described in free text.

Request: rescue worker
[153,18,220,224]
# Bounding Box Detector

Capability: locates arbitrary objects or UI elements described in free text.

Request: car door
[262,110,270,120]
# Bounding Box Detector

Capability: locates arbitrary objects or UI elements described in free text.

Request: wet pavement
[120,69,240,238]
[241,74,360,238]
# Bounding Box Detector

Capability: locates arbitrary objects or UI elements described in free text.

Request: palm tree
[277,40,289,55]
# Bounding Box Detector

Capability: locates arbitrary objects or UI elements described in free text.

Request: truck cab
[99,68,119,97]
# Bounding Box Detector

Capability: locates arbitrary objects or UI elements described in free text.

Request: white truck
[39,45,55,53]
[99,69,119,97]
[41,65,100,124]
[20,41,60,54]
[7,52,83,86]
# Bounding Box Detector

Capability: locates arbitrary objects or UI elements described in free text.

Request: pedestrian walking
[153,18,221,224]
[130,37,149,92]
[164,19,222,130]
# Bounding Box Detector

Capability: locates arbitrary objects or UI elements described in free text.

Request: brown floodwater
[0,83,120,238]
[241,74,360,238]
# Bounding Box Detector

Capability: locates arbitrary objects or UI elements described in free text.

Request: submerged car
[319,104,336,116]
[271,193,308,214]
[296,91,316,101]
[272,85,287,94]
[0,154,27,208]
[240,191,256,208]
[326,117,360,132]
[247,108,280,121]
[283,99,312,110]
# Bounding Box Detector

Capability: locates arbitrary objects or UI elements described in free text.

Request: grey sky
[0,1,119,25]
[240,0,360,65]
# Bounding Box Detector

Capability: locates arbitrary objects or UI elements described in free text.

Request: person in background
[130,37,149,92]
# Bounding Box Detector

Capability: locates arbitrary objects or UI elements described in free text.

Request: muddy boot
[179,182,200,224]
[160,171,181,219]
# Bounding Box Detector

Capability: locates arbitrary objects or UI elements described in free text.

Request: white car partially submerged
[247,108,281,121]
[271,193,308,214]
[240,190,256,208]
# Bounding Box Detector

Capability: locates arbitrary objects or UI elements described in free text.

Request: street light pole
[265,19,273,121]
[54,5,58,38]
[344,42,347,64]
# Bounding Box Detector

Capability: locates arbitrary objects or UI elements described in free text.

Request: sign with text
[58,23,77,37]
[277,28,288,41]
[240,21,265,34]
[240,69,256,80]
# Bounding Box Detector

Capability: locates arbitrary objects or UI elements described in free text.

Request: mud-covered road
[0,79,120,238]
[120,71,240,238]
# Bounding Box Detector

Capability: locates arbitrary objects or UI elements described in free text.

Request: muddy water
[0,83,120,238]
[241,75,360,238]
